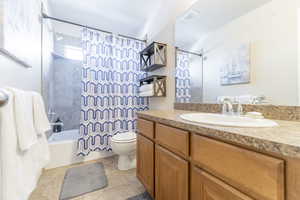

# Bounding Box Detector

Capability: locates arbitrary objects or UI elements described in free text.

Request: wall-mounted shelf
[139,75,167,97]
[140,42,167,72]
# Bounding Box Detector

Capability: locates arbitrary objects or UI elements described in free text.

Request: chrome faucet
[222,99,234,115]
[251,95,267,105]
[236,100,243,116]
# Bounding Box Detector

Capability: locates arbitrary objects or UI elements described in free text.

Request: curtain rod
[176,47,202,57]
[42,13,147,43]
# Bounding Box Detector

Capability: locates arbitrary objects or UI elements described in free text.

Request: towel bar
[0,90,9,107]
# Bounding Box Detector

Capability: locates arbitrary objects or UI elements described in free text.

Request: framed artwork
[220,43,251,85]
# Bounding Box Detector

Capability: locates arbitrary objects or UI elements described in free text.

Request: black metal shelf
[140,42,167,72]
[140,42,166,56]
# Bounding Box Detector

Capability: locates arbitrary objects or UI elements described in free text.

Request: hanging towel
[139,90,154,97]
[139,83,154,92]
[7,88,37,151]
[0,88,50,200]
[32,92,51,136]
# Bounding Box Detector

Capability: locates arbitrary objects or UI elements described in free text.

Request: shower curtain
[78,28,148,156]
[176,51,191,103]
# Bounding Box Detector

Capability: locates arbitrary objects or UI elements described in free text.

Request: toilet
[111,132,137,170]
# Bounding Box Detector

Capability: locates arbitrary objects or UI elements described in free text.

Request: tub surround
[136,110,300,200]
[175,103,300,122]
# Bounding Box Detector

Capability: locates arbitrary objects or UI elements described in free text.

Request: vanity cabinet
[155,145,188,200]
[136,118,287,200]
[136,134,154,197]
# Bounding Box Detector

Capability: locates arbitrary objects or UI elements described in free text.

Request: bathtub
[46,129,114,169]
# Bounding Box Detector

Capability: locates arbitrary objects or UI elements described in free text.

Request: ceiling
[48,0,162,39]
[176,0,272,50]
[48,0,272,45]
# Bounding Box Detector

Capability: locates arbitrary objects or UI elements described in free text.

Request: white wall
[0,0,52,93]
[298,8,300,104]
[0,56,42,91]
[194,0,299,105]
[145,0,197,110]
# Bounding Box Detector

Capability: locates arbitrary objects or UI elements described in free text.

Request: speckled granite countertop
[137,110,300,159]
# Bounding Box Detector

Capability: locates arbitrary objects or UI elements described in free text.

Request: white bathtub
[46,129,114,169]
[48,129,79,142]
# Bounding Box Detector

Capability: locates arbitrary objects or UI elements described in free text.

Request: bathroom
[0,0,300,199]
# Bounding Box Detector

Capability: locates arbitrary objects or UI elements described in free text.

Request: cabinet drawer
[156,123,189,158]
[137,118,154,139]
[191,134,284,200]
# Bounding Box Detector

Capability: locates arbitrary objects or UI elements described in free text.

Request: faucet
[236,100,243,116]
[251,95,267,105]
[222,99,234,115]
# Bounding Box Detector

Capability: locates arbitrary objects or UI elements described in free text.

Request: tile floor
[29,156,145,200]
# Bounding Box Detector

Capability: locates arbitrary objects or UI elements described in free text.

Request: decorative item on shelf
[139,75,166,97]
[140,42,167,72]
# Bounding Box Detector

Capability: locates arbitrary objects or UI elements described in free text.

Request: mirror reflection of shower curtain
[176,51,192,103]
[78,28,149,156]
[176,51,203,103]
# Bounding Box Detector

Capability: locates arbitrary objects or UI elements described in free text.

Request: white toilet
[111,132,137,170]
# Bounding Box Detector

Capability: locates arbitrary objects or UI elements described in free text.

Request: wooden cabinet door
[155,145,188,200]
[137,134,154,197]
[191,167,254,200]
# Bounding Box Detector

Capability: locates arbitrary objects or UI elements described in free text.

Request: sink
[180,113,278,128]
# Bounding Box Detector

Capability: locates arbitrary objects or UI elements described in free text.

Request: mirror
[175,0,300,106]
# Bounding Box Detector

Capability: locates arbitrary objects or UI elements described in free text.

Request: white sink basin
[180,113,278,128]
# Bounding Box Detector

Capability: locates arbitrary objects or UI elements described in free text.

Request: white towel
[139,84,154,92]
[139,90,154,97]
[7,88,37,151]
[0,89,50,200]
[32,92,51,136]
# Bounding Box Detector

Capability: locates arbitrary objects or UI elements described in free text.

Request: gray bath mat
[127,192,153,200]
[59,163,108,200]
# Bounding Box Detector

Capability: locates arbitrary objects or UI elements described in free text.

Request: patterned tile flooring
[29,156,145,200]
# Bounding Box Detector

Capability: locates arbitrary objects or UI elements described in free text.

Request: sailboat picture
[220,43,251,85]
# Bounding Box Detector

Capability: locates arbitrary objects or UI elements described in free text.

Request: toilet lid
[111,132,137,143]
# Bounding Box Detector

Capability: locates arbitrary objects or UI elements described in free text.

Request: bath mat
[127,192,153,200]
[59,162,108,200]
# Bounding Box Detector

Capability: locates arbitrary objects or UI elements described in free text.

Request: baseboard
[45,150,115,169]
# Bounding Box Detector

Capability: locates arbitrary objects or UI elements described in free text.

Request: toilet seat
[111,132,137,143]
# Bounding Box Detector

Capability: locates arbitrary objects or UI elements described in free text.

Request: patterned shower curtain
[176,51,191,103]
[78,28,149,156]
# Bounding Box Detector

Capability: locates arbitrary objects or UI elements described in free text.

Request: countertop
[137,110,300,159]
